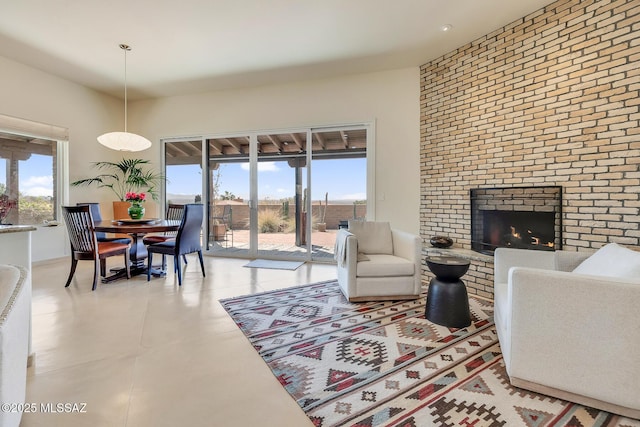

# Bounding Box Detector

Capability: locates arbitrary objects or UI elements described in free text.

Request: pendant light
[97,44,152,151]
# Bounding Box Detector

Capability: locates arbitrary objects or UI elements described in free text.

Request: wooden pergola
[164,128,367,165]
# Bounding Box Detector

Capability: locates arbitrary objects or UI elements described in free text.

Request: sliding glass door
[163,124,370,261]
[309,127,367,261]
[255,131,309,259]
[206,135,251,257]
[164,139,204,208]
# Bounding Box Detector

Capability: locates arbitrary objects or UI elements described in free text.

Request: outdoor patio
[210,228,338,261]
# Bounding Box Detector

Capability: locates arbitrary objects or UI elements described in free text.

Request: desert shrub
[281,216,296,233]
[19,196,54,224]
[258,209,282,233]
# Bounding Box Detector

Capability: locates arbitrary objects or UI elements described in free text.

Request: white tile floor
[23,255,337,427]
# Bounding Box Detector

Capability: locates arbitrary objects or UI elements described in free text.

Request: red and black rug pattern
[220,280,639,427]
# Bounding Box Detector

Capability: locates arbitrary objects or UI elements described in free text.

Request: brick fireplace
[419,0,640,298]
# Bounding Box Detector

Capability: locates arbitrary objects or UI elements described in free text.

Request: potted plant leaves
[71,158,165,219]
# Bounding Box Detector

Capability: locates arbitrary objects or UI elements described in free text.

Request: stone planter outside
[213,224,226,240]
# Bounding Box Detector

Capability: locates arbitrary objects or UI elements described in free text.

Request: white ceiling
[0,0,554,100]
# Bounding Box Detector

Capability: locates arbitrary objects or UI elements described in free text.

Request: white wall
[131,68,421,234]
[1,56,420,262]
[0,55,124,261]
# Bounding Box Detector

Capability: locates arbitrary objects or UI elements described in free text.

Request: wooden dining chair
[142,203,184,245]
[143,203,187,264]
[146,204,205,286]
[62,205,131,291]
[77,202,131,244]
[212,204,233,246]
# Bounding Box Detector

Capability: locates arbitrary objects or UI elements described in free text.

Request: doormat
[220,280,639,427]
[243,259,305,271]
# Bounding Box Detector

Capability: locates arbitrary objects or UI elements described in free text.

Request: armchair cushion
[348,221,393,254]
[572,243,640,281]
[357,253,370,262]
[356,254,415,277]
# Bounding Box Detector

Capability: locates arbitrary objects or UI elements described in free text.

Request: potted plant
[125,191,147,220]
[71,158,164,219]
[0,193,17,225]
[212,220,226,241]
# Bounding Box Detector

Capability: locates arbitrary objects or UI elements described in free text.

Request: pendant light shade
[97,131,152,151]
[98,44,151,152]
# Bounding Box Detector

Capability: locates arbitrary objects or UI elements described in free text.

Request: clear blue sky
[3,155,365,202]
[167,158,366,202]
[0,154,54,197]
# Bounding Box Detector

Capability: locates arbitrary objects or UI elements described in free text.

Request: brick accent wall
[420,0,640,298]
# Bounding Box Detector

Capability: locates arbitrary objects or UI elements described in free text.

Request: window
[0,133,58,225]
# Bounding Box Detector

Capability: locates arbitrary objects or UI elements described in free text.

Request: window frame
[0,115,69,225]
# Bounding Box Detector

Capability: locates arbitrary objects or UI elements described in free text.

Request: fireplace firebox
[470,186,562,254]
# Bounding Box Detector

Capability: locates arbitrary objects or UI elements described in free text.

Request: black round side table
[424,256,472,328]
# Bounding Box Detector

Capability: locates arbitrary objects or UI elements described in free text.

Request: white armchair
[494,246,640,419]
[335,221,421,302]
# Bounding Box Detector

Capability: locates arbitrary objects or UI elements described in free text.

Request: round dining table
[94,219,180,281]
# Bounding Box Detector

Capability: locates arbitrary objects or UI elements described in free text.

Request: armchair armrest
[391,229,422,295]
[336,232,358,297]
[391,229,420,263]
[507,267,640,413]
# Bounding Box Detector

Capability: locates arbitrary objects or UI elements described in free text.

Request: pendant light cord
[120,44,131,133]
[97,43,152,151]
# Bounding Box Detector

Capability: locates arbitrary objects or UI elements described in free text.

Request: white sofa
[335,221,421,302]
[0,264,30,427]
[494,247,640,419]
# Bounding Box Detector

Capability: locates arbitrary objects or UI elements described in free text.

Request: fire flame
[509,225,554,248]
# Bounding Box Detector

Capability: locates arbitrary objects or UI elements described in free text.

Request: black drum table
[424,256,472,328]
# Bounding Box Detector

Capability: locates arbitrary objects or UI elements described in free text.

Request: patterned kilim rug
[220,280,640,427]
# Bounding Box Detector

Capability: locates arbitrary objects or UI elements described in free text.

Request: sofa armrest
[507,267,640,411]
[0,265,30,427]
[494,248,555,286]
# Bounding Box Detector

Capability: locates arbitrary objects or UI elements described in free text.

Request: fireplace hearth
[471,186,562,254]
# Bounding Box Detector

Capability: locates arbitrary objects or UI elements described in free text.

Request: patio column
[1,152,29,225]
[288,158,306,246]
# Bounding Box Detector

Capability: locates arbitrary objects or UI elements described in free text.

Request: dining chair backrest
[214,204,231,225]
[165,204,185,236]
[77,203,106,239]
[167,204,185,221]
[176,204,203,255]
[221,204,231,219]
[63,205,97,255]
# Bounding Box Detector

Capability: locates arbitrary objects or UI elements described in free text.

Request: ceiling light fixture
[441,24,453,32]
[97,44,151,152]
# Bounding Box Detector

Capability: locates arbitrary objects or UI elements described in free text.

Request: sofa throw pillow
[348,221,393,255]
[572,243,640,281]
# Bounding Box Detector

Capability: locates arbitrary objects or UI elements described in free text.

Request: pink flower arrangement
[125,192,146,203]
[0,194,17,224]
